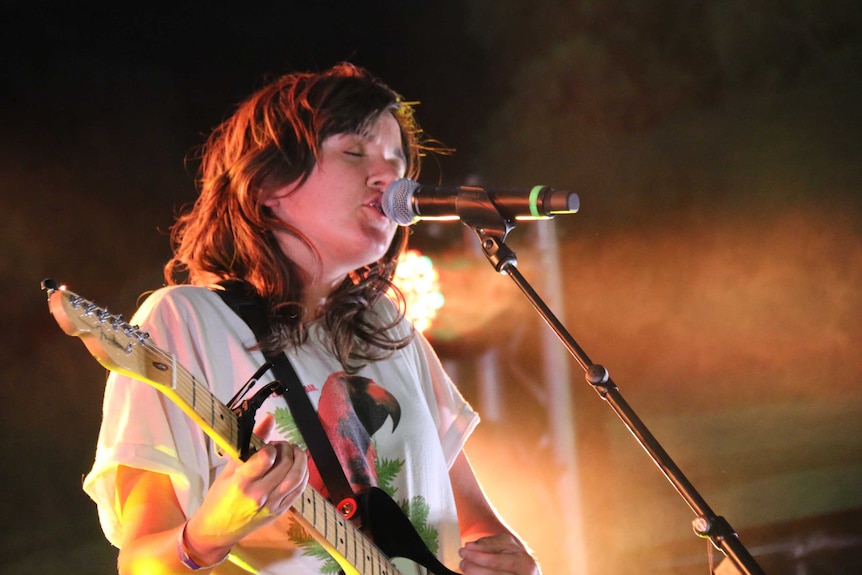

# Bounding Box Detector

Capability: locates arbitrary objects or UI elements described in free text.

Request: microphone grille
[382,178,420,226]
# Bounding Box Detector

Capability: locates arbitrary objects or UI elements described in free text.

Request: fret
[312,489,319,534]
[140,343,398,575]
[333,513,342,558]
[335,515,353,567]
[208,382,216,429]
[189,360,196,406]
[46,285,416,575]
[323,492,330,541]
[359,531,370,575]
[228,400,238,451]
[369,534,377,574]
[349,524,357,568]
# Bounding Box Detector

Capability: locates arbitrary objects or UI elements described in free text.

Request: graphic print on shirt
[272,371,441,572]
[313,372,400,495]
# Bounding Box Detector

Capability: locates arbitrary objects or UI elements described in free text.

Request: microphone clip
[457,187,519,272]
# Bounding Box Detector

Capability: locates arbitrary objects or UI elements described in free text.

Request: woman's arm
[115,415,308,575]
[449,451,542,575]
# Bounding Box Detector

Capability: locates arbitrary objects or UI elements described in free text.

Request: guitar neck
[45,283,402,575]
[134,339,401,575]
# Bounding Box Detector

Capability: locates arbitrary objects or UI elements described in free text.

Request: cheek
[377,227,400,257]
[267,194,315,229]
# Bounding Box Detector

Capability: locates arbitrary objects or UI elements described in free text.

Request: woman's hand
[183,414,309,564]
[459,533,542,575]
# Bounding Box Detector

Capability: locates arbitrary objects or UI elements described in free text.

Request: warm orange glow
[391,249,444,332]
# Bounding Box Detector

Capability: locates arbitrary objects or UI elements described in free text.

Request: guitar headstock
[42,279,259,461]
[41,279,415,574]
[42,279,154,379]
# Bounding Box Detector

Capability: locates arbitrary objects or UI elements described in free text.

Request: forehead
[332,114,405,154]
[358,111,403,142]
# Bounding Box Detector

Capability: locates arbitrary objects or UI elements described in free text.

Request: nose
[367,155,404,192]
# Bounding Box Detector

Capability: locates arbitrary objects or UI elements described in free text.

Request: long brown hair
[166,63,428,372]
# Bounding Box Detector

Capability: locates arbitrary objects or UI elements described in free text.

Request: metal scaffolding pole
[535,220,588,575]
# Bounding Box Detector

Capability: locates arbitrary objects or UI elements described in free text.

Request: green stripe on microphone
[529,186,544,218]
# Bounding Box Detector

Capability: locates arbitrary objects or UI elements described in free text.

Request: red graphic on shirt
[308,372,401,497]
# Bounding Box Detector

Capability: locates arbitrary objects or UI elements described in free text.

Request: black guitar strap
[212,279,358,516]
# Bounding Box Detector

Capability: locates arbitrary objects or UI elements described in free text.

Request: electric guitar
[42,279,459,575]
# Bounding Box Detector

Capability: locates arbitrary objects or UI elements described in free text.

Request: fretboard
[135,339,401,575]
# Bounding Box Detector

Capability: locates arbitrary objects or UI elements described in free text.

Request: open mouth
[368,200,386,216]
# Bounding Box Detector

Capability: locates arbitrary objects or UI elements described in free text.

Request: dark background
[2,2,861,574]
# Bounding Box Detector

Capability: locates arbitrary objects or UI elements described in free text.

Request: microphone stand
[453,188,765,575]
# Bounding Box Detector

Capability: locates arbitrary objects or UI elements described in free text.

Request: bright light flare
[391,249,444,333]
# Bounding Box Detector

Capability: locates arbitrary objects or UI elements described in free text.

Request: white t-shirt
[83,285,479,574]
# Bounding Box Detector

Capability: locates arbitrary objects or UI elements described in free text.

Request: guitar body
[42,280,461,575]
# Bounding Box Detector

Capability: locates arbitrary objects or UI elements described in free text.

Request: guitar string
[68,294,401,574]
[132,336,399,574]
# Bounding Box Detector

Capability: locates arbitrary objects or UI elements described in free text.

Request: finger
[267,445,306,496]
[461,550,525,571]
[269,442,296,473]
[271,476,307,513]
[261,446,308,514]
[461,535,536,575]
[242,442,298,497]
[253,413,276,441]
[465,533,517,553]
[276,446,308,492]
[460,546,512,570]
[235,444,278,482]
[291,444,308,471]
[461,549,530,575]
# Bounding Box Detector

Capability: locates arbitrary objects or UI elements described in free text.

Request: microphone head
[382,178,420,226]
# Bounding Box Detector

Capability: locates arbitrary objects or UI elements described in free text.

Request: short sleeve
[82,287,238,547]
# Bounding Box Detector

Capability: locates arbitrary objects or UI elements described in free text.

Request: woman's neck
[302,275,342,320]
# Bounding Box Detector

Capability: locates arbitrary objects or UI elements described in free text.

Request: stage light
[391,249,444,333]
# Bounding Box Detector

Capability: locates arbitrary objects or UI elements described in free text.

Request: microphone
[381,178,579,226]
